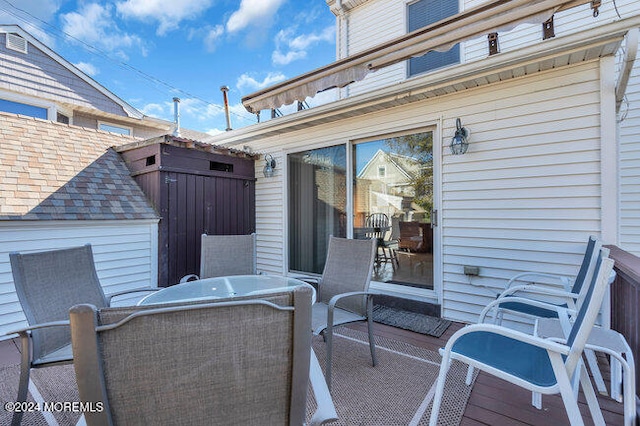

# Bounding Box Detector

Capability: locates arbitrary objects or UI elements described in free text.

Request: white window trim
[98,121,133,136]
[0,89,57,120]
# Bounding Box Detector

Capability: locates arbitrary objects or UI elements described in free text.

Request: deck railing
[606,245,640,400]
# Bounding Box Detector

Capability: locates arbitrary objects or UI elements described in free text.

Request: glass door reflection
[353,131,434,290]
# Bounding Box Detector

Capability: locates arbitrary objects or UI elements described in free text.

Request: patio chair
[536,317,636,425]
[6,244,157,426]
[365,213,398,267]
[310,236,378,389]
[482,236,601,325]
[429,250,615,426]
[477,236,612,401]
[180,233,257,282]
[70,286,337,426]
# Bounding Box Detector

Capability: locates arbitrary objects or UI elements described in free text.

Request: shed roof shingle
[0,112,159,221]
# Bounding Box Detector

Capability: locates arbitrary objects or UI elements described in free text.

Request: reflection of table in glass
[398,222,432,253]
[138,275,315,305]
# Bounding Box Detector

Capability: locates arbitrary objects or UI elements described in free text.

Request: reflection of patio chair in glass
[398,221,423,252]
[365,213,398,266]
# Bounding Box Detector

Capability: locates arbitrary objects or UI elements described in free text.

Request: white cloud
[116,0,213,35]
[236,72,287,93]
[0,0,61,47]
[272,25,334,66]
[226,0,286,33]
[61,3,145,57]
[204,25,224,52]
[74,62,99,76]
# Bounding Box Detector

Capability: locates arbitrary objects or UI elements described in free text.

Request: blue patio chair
[482,236,601,325]
[429,249,614,426]
[476,236,611,400]
[5,244,157,426]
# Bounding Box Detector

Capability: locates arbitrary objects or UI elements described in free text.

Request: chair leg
[428,352,452,426]
[578,364,606,426]
[549,354,586,426]
[325,324,334,391]
[12,334,32,426]
[366,297,377,367]
[465,366,474,385]
[584,349,608,396]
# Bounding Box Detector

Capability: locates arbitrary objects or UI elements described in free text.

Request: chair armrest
[503,272,572,293]
[179,274,199,283]
[4,320,71,339]
[479,295,577,323]
[308,350,338,425]
[327,291,374,310]
[106,287,160,304]
[499,285,579,301]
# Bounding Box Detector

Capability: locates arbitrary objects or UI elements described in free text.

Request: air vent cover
[6,33,27,54]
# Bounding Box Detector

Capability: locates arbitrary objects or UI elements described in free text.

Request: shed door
[163,172,255,286]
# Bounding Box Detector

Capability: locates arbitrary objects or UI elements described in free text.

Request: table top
[138,274,315,306]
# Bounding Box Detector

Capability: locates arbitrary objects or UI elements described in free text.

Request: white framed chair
[477,236,613,400]
[180,233,257,282]
[429,250,615,426]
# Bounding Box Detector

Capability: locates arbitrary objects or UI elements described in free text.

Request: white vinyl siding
[619,42,640,256]
[0,220,158,338]
[234,60,604,325]
[342,0,640,97]
[442,62,602,325]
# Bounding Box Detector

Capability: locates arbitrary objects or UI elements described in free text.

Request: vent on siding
[210,161,233,173]
[56,113,69,124]
[6,33,27,54]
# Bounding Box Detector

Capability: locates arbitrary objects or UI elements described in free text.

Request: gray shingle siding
[0,33,127,116]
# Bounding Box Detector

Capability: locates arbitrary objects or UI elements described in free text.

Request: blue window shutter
[408,0,460,76]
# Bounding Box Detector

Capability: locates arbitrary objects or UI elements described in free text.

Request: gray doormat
[373,304,451,337]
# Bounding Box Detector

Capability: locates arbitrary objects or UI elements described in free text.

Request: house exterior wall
[0,220,158,338]
[619,53,640,256]
[73,112,169,139]
[235,60,604,325]
[338,0,638,99]
[0,33,127,117]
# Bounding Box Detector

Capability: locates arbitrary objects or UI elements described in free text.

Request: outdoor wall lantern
[263,154,276,178]
[450,118,470,155]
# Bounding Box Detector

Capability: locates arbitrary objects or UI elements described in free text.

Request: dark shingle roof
[0,112,159,220]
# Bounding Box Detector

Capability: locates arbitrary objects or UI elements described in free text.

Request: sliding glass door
[353,132,434,289]
[288,130,434,290]
[288,145,346,274]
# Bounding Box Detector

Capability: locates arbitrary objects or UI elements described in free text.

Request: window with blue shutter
[408,0,460,77]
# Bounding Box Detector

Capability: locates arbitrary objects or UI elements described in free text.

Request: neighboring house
[0,112,160,336]
[208,0,640,327]
[0,24,210,141]
[0,24,221,336]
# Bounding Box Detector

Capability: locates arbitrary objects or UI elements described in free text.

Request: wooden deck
[0,321,626,425]
[346,321,626,426]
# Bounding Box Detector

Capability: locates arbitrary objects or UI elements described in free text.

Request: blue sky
[0,0,338,134]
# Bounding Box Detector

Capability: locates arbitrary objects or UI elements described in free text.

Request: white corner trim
[600,55,618,246]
